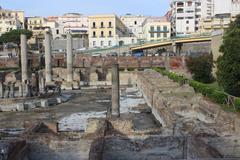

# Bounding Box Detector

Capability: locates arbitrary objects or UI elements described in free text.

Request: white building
[143,16,171,42]
[0,18,22,35]
[0,7,25,35]
[170,0,213,36]
[54,13,89,39]
[213,0,240,16]
[120,14,147,41]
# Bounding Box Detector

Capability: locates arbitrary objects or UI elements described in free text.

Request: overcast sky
[0,0,169,17]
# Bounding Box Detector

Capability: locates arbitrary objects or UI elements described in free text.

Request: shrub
[186,54,214,83]
[216,14,240,96]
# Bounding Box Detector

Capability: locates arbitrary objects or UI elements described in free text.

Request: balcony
[149,30,169,33]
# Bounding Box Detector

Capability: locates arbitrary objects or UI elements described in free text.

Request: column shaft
[21,34,28,83]
[67,33,73,82]
[45,32,52,83]
[111,64,120,117]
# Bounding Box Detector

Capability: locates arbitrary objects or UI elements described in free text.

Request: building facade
[143,16,171,41]
[120,14,147,41]
[214,0,240,17]
[0,7,25,35]
[88,14,136,48]
[170,0,213,36]
[200,0,240,34]
[55,13,89,39]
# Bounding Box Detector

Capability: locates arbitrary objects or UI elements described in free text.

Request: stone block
[16,103,25,111]
[41,99,49,107]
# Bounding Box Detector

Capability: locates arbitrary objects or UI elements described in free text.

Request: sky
[0,0,169,17]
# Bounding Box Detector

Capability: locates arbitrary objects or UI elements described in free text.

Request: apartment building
[143,16,171,41]
[57,13,88,39]
[200,13,234,33]
[170,0,213,36]
[88,14,136,48]
[200,0,240,34]
[0,7,25,35]
[120,14,147,41]
[214,0,240,17]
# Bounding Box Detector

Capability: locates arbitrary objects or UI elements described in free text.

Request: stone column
[38,70,45,92]
[19,83,23,97]
[111,64,120,117]
[165,53,170,70]
[44,32,52,83]
[182,54,186,69]
[67,33,73,82]
[9,83,15,98]
[0,82,4,98]
[172,41,177,54]
[21,34,28,83]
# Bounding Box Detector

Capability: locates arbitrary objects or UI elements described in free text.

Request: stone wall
[136,70,240,136]
[0,55,185,70]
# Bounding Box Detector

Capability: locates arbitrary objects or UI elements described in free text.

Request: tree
[0,29,32,45]
[216,14,240,96]
[0,29,33,68]
[186,54,214,83]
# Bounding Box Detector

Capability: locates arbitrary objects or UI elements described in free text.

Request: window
[56,29,59,34]
[109,31,112,37]
[163,26,168,32]
[101,31,104,37]
[186,27,189,31]
[108,41,112,46]
[187,1,192,6]
[93,41,96,47]
[150,33,154,38]
[93,22,96,28]
[101,41,104,46]
[132,39,135,44]
[177,8,184,13]
[186,20,189,24]
[101,22,104,28]
[93,31,96,37]
[157,33,161,38]
[109,22,112,28]
[150,26,154,31]
[157,26,161,31]
[134,21,137,25]
[164,33,167,38]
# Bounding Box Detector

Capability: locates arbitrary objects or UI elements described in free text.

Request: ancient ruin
[0,32,240,160]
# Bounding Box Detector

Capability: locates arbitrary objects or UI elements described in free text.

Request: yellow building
[27,17,47,31]
[88,14,136,48]
[143,17,171,42]
[200,14,235,34]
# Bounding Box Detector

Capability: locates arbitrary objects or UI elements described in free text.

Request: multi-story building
[120,14,147,41]
[143,16,171,41]
[200,0,240,34]
[88,14,136,48]
[214,0,240,17]
[200,13,234,33]
[0,7,25,35]
[56,13,89,39]
[170,0,213,36]
[27,17,47,31]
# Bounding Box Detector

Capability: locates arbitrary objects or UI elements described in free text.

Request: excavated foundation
[0,70,240,160]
